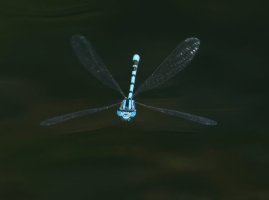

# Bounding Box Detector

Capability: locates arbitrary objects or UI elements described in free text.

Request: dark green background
[0,0,268,199]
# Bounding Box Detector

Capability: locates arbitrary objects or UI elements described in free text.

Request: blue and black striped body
[117,54,140,121]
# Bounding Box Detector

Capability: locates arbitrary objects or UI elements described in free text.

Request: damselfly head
[116,110,136,122]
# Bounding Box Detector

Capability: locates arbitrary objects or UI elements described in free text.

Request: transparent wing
[71,35,125,97]
[40,103,119,126]
[134,38,200,97]
[136,102,217,126]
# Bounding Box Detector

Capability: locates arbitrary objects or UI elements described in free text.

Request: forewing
[134,38,200,97]
[71,35,125,97]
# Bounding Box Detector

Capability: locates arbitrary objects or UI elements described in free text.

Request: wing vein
[71,35,125,97]
[40,102,119,126]
[137,102,217,126]
[134,38,200,97]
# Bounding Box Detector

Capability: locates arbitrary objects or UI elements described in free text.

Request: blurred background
[0,0,268,199]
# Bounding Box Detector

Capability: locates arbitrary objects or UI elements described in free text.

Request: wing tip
[185,37,200,45]
[71,34,85,39]
[204,120,218,126]
[40,120,53,127]
[39,122,50,127]
[71,34,87,45]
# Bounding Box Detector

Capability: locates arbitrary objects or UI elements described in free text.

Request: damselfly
[40,35,217,126]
